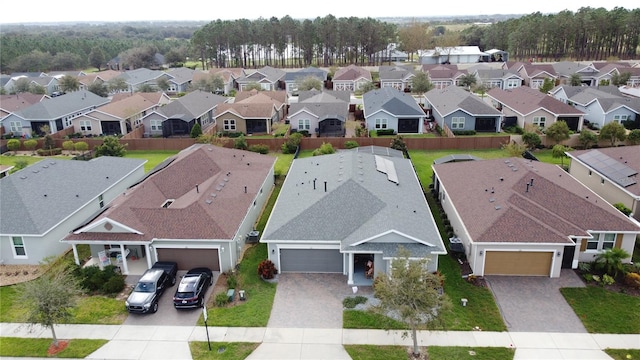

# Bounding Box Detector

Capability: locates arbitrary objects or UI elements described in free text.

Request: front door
[562,245,575,268]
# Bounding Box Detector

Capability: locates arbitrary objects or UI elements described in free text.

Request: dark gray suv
[125,268,170,314]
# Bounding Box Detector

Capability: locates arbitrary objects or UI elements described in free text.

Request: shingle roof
[283,67,328,82]
[363,87,424,117]
[118,68,166,85]
[64,145,275,242]
[424,86,501,117]
[432,157,640,243]
[13,91,110,120]
[487,86,584,116]
[94,93,159,119]
[157,90,226,121]
[262,150,445,255]
[0,157,146,235]
[289,91,349,121]
[568,146,640,196]
[0,93,47,113]
[333,65,372,81]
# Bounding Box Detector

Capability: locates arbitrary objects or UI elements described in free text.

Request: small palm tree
[594,248,630,278]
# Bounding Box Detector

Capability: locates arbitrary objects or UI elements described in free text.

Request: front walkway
[486,269,587,333]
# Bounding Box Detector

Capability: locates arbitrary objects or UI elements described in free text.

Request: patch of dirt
[47,340,69,356]
[452,255,487,288]
[573,269,640,297]
[0,264,43,286]
[207,272,244,308]
[406,347,429,360]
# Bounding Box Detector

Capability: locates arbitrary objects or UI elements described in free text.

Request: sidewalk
[2,323,639,360]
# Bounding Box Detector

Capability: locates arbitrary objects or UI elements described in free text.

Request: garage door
[280,249,343,273]
[484,251,552,276]
[156,248,220,271]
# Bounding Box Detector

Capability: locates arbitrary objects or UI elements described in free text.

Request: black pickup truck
[151,261,178,285]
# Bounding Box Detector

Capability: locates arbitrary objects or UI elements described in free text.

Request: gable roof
[378,65,416,81]
[363,87,424,117]
[289,91,349,121]
[93,93,161,119]
[433,157,640,244]
[555,85,640,112]
[568,146,640,196]
[0,157,146,236]
[0,93,48,113]
[63,145,275,242]
[236,66,285,84]
[166,67,195,85]
[261,149,445,256]
[12,91,110,120]
[283,67,328,82]
[298,89,350,103]
[552,61,599,77]
[487,86,584,116]
[474,69,523,81]
[78,70,122,86]
[233,90,286,108]
[157,90,226,121]
[118,68,167,85]
[424,86,501,117]
[333,65,372,82]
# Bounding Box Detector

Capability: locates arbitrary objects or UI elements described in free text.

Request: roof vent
[205,199,212,204]
[494,205,501,210]
[489,198,495,202]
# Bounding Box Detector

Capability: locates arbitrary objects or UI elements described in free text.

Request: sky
[1,1,638,24]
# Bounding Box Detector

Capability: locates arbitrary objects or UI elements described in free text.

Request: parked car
[125,268,170,314]
[173,267,213,309]
[151,261,178,286]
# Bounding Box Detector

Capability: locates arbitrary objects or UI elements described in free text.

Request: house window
[451,117,465,129]
[613,114,628,123]
[601,177,605,184]
[150,120,162,131]
[9,121,21,133]
[533,116,546,128]
[587,233,617,251]
[506,79,520,88]
[224,119,236,131]
[375,118,387,129]
[99,194,104,208]
[12,236,26,257]
[80,120,92,131]
[298,119,310,130]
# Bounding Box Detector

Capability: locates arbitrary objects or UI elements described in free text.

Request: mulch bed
[47,340,69,356]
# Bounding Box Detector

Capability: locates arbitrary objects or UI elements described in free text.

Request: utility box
[247,230,260,244]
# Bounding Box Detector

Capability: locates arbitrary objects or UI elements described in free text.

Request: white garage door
[280,249,343,273]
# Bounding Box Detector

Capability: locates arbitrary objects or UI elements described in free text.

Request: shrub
[215,292,230,306]
[522,132,542,149]
[281,132,303,154]
[248,144,269,154]
[583,273,594,282]
[602,274,615,286]
[344,140,359,149]
[24,139,38,153]
[627,129,640,145]
[102,274,126,294]
[624,272,640,288]
[233,134,248,150]
[452,130,477,136]
[7,138,21,153]
[376,129,395,136]
[343,295,368,309]
[62,140,75,152]
[190,123,203,138]
[312,142,335,156]
[578,262,592,273]
[613,203,632,216]
[257,259,278,279]
[36,147,62,156]
[226,272,238,289]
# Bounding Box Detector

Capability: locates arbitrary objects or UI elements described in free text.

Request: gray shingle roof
[424,86,501,117]
[283,67,328,82]
[14,91,110,120]
[262,151,445,256]
[363,87,424,117]
[158,90,226,121]
[0,157,146,235]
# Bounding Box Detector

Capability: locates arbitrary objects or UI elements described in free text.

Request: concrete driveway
[268,273,373,329]
[123,271,218,326]
[486,269,587,333]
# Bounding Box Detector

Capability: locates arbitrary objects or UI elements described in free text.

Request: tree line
[460,7,640,61]
[2,8,639,73]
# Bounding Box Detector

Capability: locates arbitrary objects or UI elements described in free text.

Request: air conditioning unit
[247,230,260,244]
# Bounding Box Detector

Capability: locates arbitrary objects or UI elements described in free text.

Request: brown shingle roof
[433,157,640,243]
[64,145,275,242]
[487,86,583,116]
[0,93,47,112]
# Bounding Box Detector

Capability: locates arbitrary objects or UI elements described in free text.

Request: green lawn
[605,349,640,360]
[124,150,179,173]
[344,345,514,360]
[190,341,259,360]
[560,287,640,334]
[0,337,107,358]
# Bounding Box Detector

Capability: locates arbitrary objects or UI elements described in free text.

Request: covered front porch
[69,242,153,275]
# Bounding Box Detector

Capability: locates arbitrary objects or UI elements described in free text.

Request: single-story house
[552,61,600,87]
[508,62,557,89]
[288,90,350,137]
[63,144,276,274]
[567,146,640,222]
[283,67,328,94]
[379,65,416,92]
[236,66,285,91]
[363,87,426,134]
[332,64,372,92]
[215,91,286,135]
[423,86,502,133]
[0,157,146,265]
[261,147,446,285]
[487,86,585,131]
[432,157,640,277]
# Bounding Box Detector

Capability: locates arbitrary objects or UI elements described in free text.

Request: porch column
[145,244,153,269]
[72,244,80,266]
[347,253,354,285]
[119,244,129,275]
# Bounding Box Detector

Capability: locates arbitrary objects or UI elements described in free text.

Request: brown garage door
[156,248,220,271]
[485,251,552,276]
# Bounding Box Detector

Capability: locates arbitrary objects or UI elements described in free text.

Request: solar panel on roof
[374,155,399,184]
[578,150,638,188]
